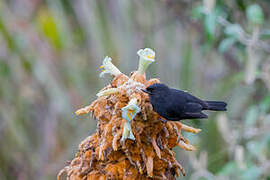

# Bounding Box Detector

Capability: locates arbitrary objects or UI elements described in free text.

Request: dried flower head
[58,48,202,180]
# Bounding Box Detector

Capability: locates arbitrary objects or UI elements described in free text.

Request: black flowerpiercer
[142,83,227,121]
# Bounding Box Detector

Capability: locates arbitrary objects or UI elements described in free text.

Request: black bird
[142,83,227,121]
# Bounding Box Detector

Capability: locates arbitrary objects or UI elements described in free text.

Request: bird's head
[141,83,169,96]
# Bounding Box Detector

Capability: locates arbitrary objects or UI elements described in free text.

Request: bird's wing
[171,88,208,108]
[167,89,208,120]
[180,102,208,119]
[167,101,208,120]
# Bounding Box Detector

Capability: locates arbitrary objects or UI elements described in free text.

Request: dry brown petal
[146,156,153,177]
[178,141,196,151]
[181,123,201,134]
[145,78,160,87]
[75,105,92,115]
[123,165,139,180]
[112,119,125,151]
[70,174,82,180]
[130,93,142,105]
[136,161,144,175]
[130,71,147,84]
[57,167,68,180]
[111,74,129,87]
[172,156,186,177]
[87,171,104,180]
[152,136,161,159]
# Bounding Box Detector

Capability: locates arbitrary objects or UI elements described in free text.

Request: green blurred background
[0,0,270,179]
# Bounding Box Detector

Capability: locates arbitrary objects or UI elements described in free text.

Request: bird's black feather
[142,83,227,121]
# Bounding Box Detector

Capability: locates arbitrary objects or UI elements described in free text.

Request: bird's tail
[205,101,227,111]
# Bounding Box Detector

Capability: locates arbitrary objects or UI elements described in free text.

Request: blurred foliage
[0,0,270,179]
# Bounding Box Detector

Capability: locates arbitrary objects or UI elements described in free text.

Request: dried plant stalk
[58,66,201,180]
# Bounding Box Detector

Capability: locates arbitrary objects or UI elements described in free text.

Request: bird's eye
[147,87,153,92]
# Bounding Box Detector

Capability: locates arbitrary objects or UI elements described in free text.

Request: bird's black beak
[141,89,150,94]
